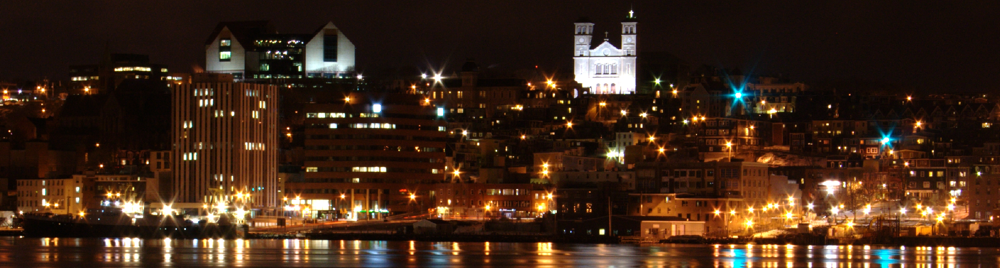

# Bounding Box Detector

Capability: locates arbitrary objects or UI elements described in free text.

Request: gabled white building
[573,11,638,94]
[204,21,355,80]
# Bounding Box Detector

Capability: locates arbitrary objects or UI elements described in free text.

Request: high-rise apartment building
[171,79,279,210]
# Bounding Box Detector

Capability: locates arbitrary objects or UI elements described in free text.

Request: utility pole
[608,195,612,237]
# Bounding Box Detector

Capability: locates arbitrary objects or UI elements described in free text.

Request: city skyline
[6,0,1000,255]
[1,1,998,92]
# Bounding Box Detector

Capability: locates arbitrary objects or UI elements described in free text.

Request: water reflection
[2,237,996,267]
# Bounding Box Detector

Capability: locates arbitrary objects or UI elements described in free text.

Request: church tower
[621,10,638,56]
[574,19,594,57]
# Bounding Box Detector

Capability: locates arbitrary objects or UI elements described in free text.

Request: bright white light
[433,74,443,81]
[356,74,363,80]
[372,104,382,113]
[437,107,445,117]
[421,73,428,79]
[735,92,742,98]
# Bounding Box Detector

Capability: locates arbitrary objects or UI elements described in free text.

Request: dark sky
[2,1,997,92]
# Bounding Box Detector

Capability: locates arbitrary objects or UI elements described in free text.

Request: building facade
[205,21,356,80]
[286,94,446,220]
[171,81,279,209]
[573,11,638,94]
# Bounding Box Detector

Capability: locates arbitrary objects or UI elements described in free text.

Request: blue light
[735,92,742,98]
[437,107,445,117]
[372,104,382,113]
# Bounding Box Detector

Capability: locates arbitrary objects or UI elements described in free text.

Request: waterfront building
[573,11,638,94]
[634,161,772,206]
[626,193,743,237]
[16,178,83,215]
[432,183,553,219]
[171,78,279,210]
[286,94,446,220]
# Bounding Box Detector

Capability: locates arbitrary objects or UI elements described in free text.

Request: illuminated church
[573,11,638,94]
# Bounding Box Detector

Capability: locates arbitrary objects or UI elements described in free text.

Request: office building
[69,53,170,94]
[204,21,356,80]
[286,94,446,220]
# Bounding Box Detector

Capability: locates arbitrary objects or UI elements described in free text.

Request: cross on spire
[604,31,609,41]
[629,9,634,19]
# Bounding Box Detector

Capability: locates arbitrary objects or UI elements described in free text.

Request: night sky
[2,1,997,92]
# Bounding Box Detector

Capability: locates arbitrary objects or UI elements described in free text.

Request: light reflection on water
[0,237,996,267]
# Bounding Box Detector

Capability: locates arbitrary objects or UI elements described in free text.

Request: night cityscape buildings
[1,4,1000,244]
[171,75,279,209]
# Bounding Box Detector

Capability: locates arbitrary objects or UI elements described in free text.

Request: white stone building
[573,11,638,94]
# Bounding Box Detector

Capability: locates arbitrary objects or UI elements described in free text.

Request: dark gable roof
[204,21,274,46]
[308,21,336,40]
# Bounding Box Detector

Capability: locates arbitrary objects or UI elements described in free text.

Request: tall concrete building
[171,78,279,210]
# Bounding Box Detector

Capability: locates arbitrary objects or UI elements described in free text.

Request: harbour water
[0,237,996,267]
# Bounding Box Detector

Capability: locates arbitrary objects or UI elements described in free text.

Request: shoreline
[7,231,1000,247]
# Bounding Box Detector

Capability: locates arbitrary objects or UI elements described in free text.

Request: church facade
[573,11,638,95]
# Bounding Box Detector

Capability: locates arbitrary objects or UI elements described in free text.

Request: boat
[20,212,239,238]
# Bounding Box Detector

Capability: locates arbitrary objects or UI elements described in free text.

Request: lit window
[306,167,318,172]
[329,123,338,129]
[219,51,231,61]
[437,108,445,117]
[373,104,382,113]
